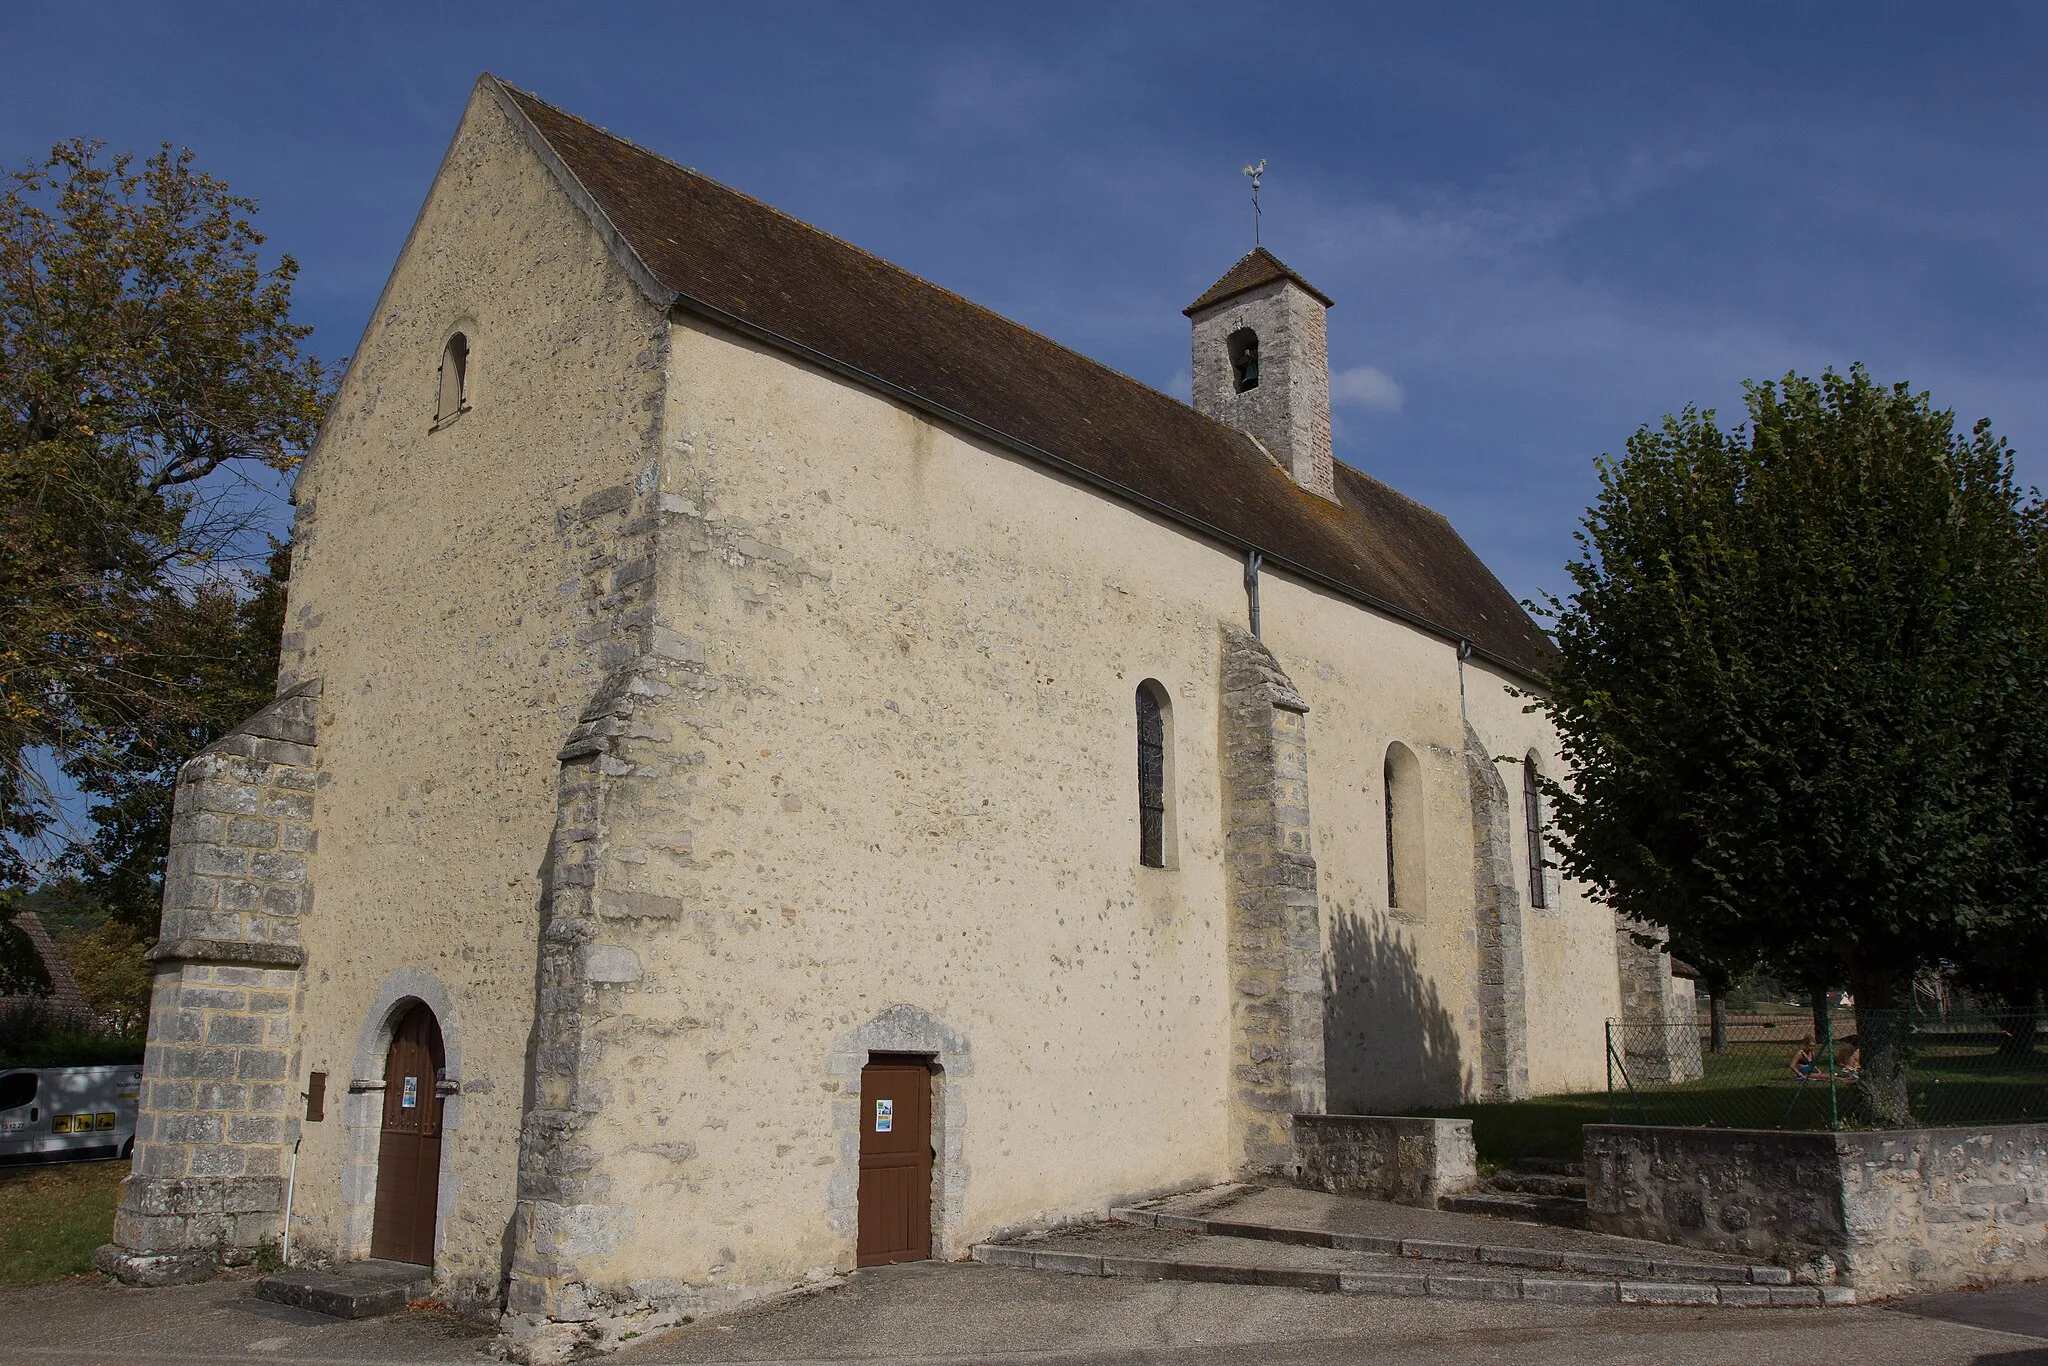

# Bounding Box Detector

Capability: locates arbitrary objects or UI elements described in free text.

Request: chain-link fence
[1606,1009,2048,1131]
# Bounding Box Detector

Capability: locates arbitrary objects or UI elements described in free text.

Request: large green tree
[60,538,290,929]
[1537,367,2048,1124]
[1,138,327,888]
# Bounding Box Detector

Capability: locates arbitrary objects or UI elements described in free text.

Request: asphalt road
[2,1262,2046,1366]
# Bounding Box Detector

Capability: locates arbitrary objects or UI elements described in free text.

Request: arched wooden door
[370,1003,445,1265]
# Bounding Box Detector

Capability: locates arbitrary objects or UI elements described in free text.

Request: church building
[100,75,1683,1343]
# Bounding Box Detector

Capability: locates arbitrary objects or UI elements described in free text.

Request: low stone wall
[1293,1114,1477,1207]
[1585,1122,2048,1296]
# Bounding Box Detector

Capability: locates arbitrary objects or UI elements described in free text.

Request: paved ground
[5,1263,2048,1366]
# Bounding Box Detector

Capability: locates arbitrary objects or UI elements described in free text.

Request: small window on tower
[1227,328,1260,393]
[436,332,470,424]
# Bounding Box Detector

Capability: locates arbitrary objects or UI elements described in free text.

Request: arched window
[1136,681,1173,867]
[1384,742,1425,913]
[1523,751,1552,910]
[1227,327,1260,393]
[436,332,470,424]
[1531,753,1556,913]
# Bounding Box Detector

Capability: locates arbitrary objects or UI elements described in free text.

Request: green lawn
[1405,1037,2048,1168]
[0,1161,124,1285]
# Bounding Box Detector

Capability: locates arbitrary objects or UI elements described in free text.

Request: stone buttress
[1464,723,1532,1101]
[1218,627,1326,1173]
[500,465,741,1357]
[1615,916,1704,1085]
[97,680,321,1285]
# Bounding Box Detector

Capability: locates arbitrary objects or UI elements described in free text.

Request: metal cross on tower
[1242,158,1267,246]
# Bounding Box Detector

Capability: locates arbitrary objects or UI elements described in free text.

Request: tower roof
[484,77,1547,678]
[1184,247,1335,316]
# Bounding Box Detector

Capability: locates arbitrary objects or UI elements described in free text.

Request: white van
[0,1065,142,1163]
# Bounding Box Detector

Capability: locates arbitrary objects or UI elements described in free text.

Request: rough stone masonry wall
[99,681,319,1285]
[1293,1114,1477,1207]
[1584,1122,2048,1295]
[1463,723,1530,1101]
[1220,626,1326,1173]
[1188,280,1336,502]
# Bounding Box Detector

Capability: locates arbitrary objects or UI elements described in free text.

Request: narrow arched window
[437,332,470,423]
[1523,752,1549,910]
[1227,327,1260,392]
[1384,742,1425,913]
[1136,681,1171,867]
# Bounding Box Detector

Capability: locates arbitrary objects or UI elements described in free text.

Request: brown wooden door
[370,1004,445,1265]
[856,1058,932,1266]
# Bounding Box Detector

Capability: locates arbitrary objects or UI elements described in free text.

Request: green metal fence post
[1606,1020,1615,1125]
[1826,1000,1840,1133]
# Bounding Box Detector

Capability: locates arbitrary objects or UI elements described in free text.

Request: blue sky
[7,1,2046,611]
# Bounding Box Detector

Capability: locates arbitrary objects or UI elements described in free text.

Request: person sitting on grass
[1836,1036,1862,1083]
[1791,1038,1822,1079]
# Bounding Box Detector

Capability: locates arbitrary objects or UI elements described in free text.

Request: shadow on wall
[1324,908,1469,1113]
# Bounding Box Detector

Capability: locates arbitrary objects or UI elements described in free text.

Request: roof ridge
[496,80,1271,459]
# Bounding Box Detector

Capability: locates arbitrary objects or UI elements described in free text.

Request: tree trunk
[1709,992,1728,1053]
[1846,960,1913,1128]
[1810,984,1831,1056]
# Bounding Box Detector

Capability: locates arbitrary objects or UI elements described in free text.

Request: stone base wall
[1585,1122,2048,1295]
[1294,1114,1477,1207]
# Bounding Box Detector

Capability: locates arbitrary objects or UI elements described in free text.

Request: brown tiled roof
[1185,247,1335,314]
[490,78,1550,678]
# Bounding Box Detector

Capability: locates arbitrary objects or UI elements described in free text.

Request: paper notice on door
[402,1076,419,1109]
[874,1098,893,1132]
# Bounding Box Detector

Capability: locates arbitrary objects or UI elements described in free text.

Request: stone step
[975,1226,1850,1309]
[1485,1170,1588,1199]
[255,1259,434,1319]
[1438,1191,1590,1229]
[1109,1202,1768,1282]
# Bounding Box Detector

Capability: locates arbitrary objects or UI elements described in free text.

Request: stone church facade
[100,75,1686,1342]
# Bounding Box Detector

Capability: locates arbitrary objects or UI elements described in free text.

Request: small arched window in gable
[1384,742,1425,914]
[1523,751,1554,910]
[436,332,470,424]
[1227,327,1260,393]
[1136,681,1174,868]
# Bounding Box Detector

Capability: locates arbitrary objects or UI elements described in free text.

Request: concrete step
[1438,1190,1589,1228]
[255,1259,433,1319]
[1485,1170,1588,1199]
[974,1224,1849,1309]
[1111,1199,1756,1281]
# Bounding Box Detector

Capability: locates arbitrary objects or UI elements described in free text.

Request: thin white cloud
[1330,364,1405,411]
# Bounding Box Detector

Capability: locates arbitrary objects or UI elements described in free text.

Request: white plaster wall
[1258,579,1486,1111]
[1464,659,1620,1095]
[1240,563,1615,1109]
[565,319,1253,1290]
[278,85,667,1302]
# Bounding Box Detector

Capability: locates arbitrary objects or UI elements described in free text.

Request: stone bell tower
[1186,247,1337,502]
